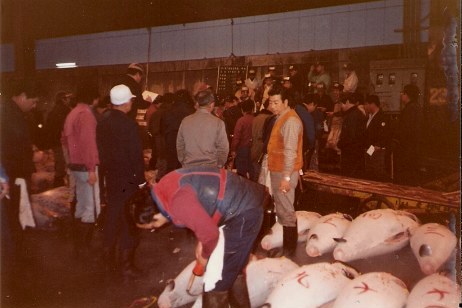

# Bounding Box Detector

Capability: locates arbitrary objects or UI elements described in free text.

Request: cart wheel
[360,195,395,213]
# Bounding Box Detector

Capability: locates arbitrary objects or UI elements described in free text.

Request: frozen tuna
[406,273,461,308]
[332,272,409,308]
[305,213,352,257]
[263,262,359,308]
[261,211,321,250]
[333,209,419,262]
[31,186,72,229]
[162,257,299,308]
[410,223,457,275]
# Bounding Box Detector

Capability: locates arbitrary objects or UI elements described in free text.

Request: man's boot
[202,291,229,308]
[229,274,251,308]
[120,248,142,281]
[74,221,94,260]
[268,223,298,258]
[282,225,298,257]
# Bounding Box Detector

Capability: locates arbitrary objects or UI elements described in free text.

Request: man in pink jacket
[62,82,100,256]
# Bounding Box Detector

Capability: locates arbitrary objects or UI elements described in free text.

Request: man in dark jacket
[44,91,72,186]
[338,93,367,178]
[393,84,423,186]
[97,84,146,280]
[364,95,391,182]
[1,79,42,267]
[131,166,270,308]
[162,89,195,174]
[116,63,151,121]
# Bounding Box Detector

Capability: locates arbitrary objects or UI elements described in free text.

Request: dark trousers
[365,149,390,182]
[52,146,66,181]
[213,207,263,291]
[235,147,254,179]
[341,149,364,178]
[103,185,138,250]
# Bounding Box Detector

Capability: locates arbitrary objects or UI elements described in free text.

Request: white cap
[110,85,136,105]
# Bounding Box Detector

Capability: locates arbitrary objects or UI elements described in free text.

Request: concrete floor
[1,189,457,308]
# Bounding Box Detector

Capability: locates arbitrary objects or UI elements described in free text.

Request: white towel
[203,226,225,292]
[258,154,272,196]
[15,178,36,229]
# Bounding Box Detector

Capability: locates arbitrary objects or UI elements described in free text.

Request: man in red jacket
[130,166,270,308]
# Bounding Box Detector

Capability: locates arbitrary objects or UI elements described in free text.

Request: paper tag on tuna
[367,145,375,156]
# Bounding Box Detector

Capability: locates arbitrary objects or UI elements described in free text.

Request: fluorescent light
[56,62,77,68]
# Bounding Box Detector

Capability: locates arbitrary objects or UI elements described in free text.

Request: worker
[129,166,270,308]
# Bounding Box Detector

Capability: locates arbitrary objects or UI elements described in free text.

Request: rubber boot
[202,291,229,308]
[120,248,142,281]
[268,223,298,258]
[229,274,251,308]
[282,225,298,257]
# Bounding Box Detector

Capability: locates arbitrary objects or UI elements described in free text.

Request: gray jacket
[176,108,229,168]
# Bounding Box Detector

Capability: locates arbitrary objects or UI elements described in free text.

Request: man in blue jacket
[130,166,270,308]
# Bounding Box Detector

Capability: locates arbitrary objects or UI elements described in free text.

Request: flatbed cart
[301,171,460,215]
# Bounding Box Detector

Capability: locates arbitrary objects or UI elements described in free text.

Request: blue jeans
[71,168,100,223]
[212,207,263,291]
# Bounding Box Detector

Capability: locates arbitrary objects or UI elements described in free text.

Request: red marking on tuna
[323,217,337,227]
[354,282,377,294]
[426,288,450,300]
[295,271,310,288]
[424,226,445,237]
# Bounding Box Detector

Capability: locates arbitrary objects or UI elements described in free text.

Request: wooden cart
[301,171,460,215]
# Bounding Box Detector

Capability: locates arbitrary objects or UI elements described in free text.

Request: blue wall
[1,0,431,72]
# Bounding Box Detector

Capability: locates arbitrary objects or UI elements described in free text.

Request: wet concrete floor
[1,189,457,308]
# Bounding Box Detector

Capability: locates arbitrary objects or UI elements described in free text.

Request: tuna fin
[343,213,353,221]
[384,230,411,243]
[333,237,347,243]
[165,279,175,291]
[261,304,271,308]
[309,234,318,240]
[298,229,310,237]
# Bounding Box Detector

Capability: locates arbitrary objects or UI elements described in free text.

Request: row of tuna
[158,258,460,308]
[261,209,457,276]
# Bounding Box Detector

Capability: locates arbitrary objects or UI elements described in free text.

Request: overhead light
[56,62,77,68]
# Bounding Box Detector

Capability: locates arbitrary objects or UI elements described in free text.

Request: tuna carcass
[160,257,299,308]
[31,186,72,229]
[332,272,409,308]
[305,213,352,257]
[261,211,321,250]
[410,223,457,275]
[406,273,461,308]
[262,262,359,308]
[333,209,420,262]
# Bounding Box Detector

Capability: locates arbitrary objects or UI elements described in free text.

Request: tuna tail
[333,237,347,243]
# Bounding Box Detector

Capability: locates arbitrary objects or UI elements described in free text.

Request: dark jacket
[394,101,422,158]
[162,100,195,171]
[223,105,242,140]
[152,167,267,257]
[1,101,35,180]
[364,110,391,150]
[115,75,150,120]
[294,104,315,150]
[96,109,145,192]
[44,102,71,148]
[338,106,366,152]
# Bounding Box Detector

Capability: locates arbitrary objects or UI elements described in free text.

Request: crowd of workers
[1,61,423,307]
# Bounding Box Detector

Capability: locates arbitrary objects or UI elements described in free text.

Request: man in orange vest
[266,85,303,257]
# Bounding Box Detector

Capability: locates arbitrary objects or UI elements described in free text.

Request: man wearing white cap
[96,84,146,280]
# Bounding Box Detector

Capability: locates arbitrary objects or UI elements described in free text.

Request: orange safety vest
[267,109,303,172]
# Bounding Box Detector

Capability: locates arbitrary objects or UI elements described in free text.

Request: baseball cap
[268,66,276,71]
[263,73,271,79]
[248,69,256,74]
[283,76,291,82]
[241,86,249,91]
[110,84,136,105]
[289,65,296,71]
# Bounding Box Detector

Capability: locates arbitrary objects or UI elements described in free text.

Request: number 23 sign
[429,87,448,106]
